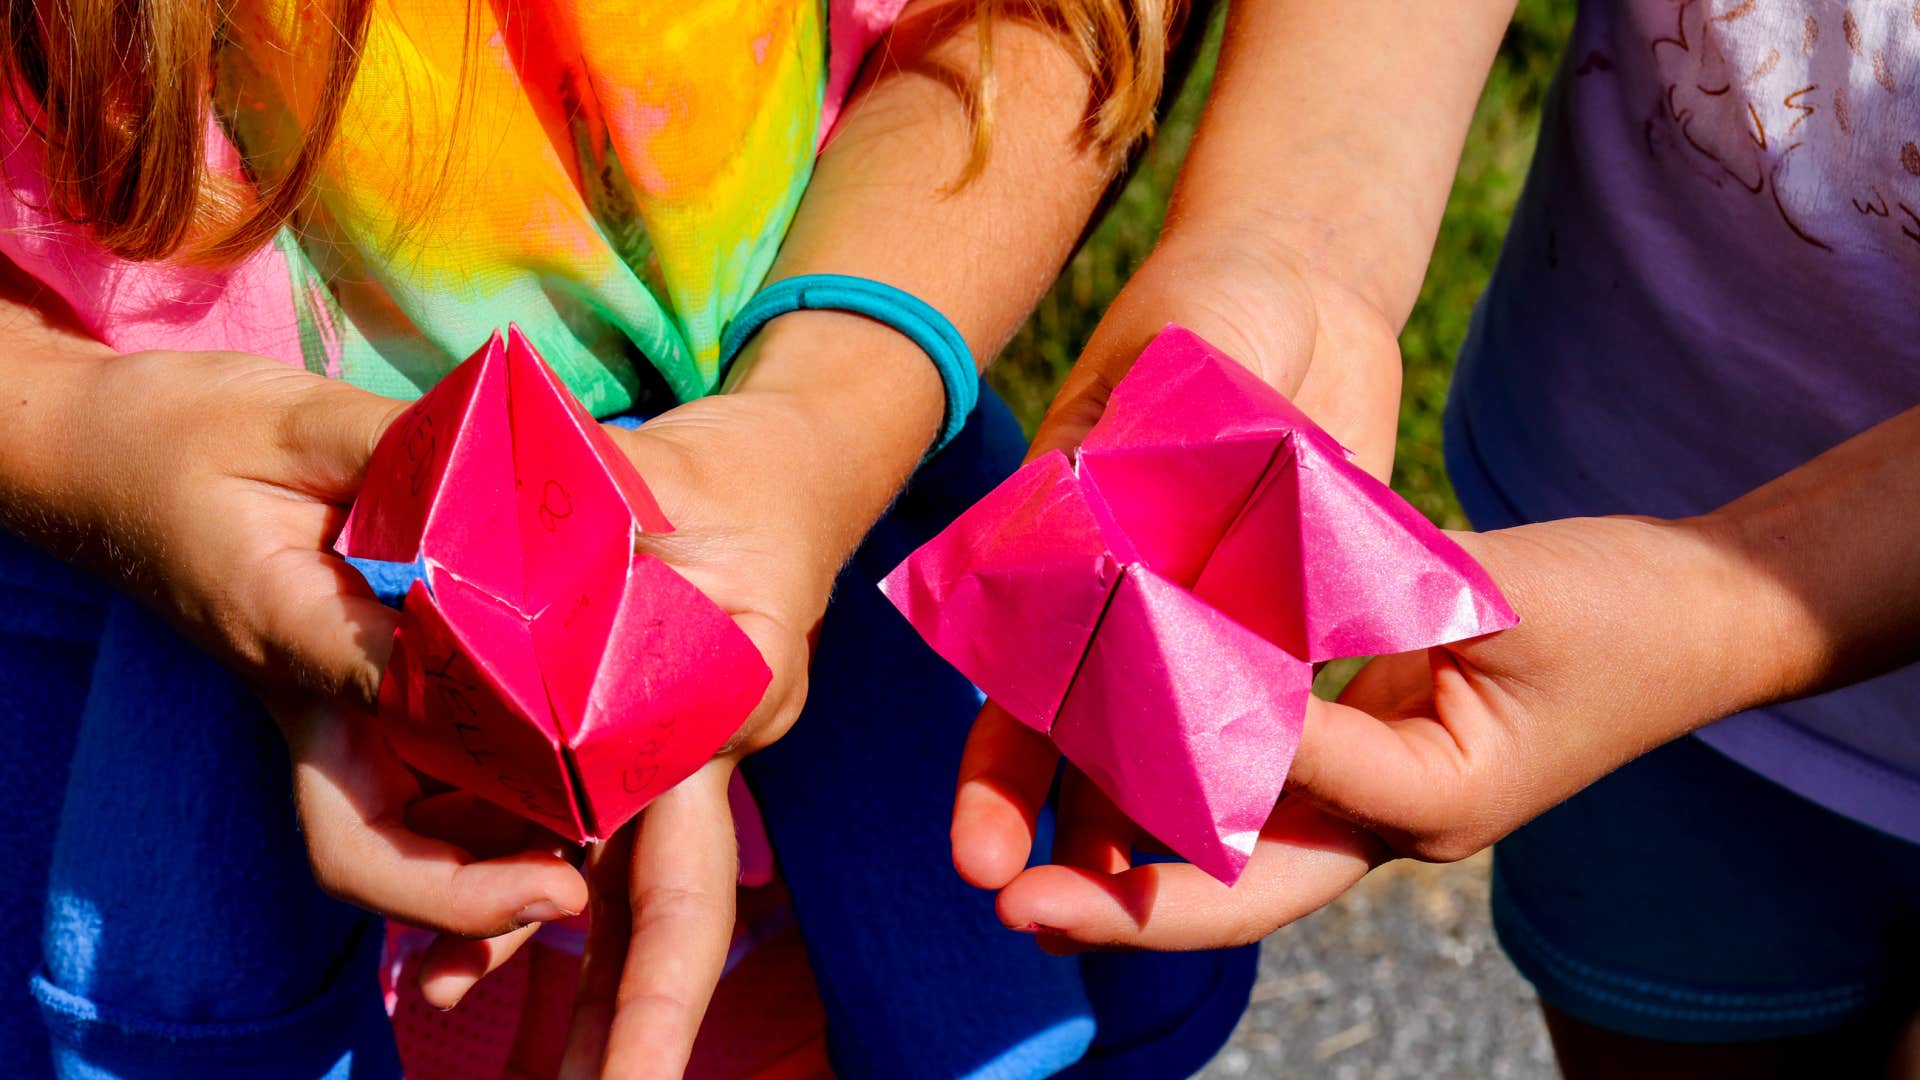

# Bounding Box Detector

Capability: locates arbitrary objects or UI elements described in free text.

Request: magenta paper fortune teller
[336,327,770,843]
[881,325,1518,884]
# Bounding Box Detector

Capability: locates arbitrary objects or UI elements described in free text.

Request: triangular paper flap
[334,334,490,563]
[502,331,652,614]
[570,554,772,839]
[384,580,586,840]
[418,338,527,603]
[427,567,556,734]
[1050,569,1311,885]
[1196,431,1517,661]
[504,326,670,536]
[1083,325,1353,457]
[527,527,632,744]
[338,334,525,612]
[1076,434,1279,588]
[880,451,1123,734]
[1185,439,1311,660]
[937,558,1122,734]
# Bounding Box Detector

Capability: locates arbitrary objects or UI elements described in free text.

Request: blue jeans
[0,390,1253,1078]
[0,530,397,1079]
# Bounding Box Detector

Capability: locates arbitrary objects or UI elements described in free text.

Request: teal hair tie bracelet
[719,273,980,457]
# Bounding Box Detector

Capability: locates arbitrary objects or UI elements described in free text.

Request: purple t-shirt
[1446,0,1920,839]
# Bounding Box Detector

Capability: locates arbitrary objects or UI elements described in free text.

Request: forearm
[1582,406,1920,744]
[725,2,1116,555]
[1167,0,1516,328]
[0,268,116,554]
[1701,405,1920,708]
[1047,0,1514,482]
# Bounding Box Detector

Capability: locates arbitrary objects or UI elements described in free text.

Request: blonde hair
[3,0,1180,264]
[970,0,1186,178]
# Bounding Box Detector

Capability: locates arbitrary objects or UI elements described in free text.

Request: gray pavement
[1202,854,1556,1079]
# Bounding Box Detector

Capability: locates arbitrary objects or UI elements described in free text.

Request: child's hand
[1284,515,1765,863]
[561,759,742,1080]
[279,694,590,950]
[549,385,891,1077]
[408,313,946,1067]
[293,377,858,1019]
[1026,225,1403,479]
[968,515,1767,952]
[950,225,1403,897]
[598,387,875,758]
[5,343,588,968]
[30,348,408,704]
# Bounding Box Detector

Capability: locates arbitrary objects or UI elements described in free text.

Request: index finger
[952,700,1060,890]
[286,707,586,938]
[562,760,739,1080]
[994,796,1384,952]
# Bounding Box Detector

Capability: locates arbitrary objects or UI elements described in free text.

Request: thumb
[1027,271,1188,460]
[254,552,400,712]
[1028,249,1320,461]
[718,608,811,757]
[1028,339,1128,461]
[1285,691,1458,841]
[274,379,411,503]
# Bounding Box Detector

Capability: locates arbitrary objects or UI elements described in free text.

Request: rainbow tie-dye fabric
[0,0,902,416]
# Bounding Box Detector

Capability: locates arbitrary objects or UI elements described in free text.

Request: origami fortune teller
[337,327,770,843]
[882,325,1517,884]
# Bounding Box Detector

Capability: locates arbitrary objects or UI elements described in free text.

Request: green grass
[988,1,1575,530]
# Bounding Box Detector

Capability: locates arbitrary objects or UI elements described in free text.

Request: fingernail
[513,900,571,926]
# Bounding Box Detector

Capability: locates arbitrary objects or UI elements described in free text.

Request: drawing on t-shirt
[1619,0,1920,256]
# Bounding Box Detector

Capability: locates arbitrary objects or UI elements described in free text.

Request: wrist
[1160,202,1410,333]
[0,343,115,538]
[1113,221,1402,477]
[1659,510,1806,723]
[1685,497,1840,712]
[724,308,947,525]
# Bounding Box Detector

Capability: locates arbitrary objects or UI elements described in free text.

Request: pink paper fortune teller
[881,325,1517,884]
[337,328,770,843]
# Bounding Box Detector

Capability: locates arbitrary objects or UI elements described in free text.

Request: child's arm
[0,273,588,952]
[540,7,1158,1075]
[0,279,399,708]
[985,401,1920,949]
[1033,0,1520,480]
[951,0,1521,903]
[1300,401,1920,861]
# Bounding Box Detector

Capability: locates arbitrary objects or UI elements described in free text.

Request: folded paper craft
[882,325,1517,884]
[337,327,770,843]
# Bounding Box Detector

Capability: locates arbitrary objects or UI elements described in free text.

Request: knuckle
[613,987,699,1028]
[632,881,716,914]
[629,882,725,933]
[434,873,499,935]
[372,398,410,449]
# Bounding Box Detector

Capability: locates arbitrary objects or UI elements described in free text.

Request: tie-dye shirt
[0,0,902,416]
